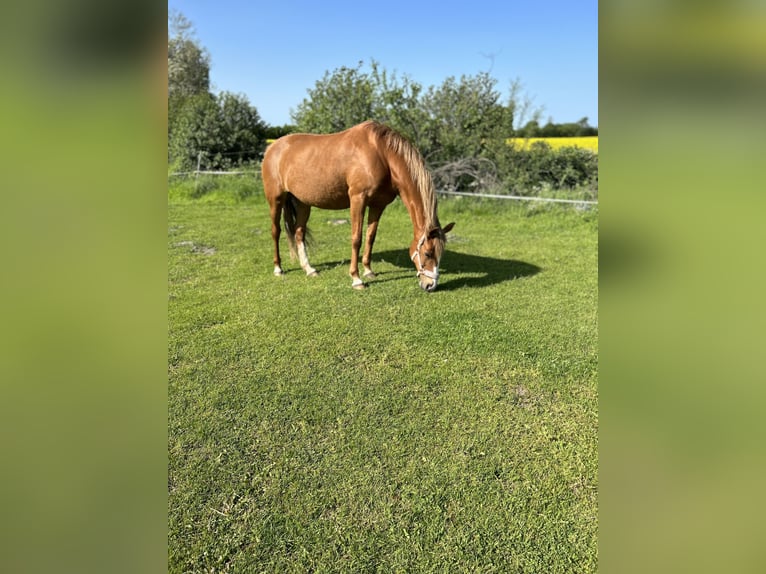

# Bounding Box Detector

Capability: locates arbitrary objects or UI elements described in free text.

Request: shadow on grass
[438,250,541,290]
[313,249,541,290]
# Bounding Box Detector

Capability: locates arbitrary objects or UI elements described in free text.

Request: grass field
[168,186,598,572]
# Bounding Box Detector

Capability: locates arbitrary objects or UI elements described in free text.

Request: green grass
[168,182,598,573]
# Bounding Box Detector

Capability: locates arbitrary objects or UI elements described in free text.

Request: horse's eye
[425,251,434,258]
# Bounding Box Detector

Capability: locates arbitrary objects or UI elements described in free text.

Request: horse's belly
[281,148,391,210]
[296,182,351,210]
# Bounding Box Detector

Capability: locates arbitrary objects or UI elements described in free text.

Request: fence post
[195,151,201,194]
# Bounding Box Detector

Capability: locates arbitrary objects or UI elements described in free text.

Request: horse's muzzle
[420,278,438,292]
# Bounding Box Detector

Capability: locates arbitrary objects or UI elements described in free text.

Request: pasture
[168,186,598,572]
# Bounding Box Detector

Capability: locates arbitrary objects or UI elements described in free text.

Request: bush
[548,146,599,190]
[169,92,267,172]
[488,142,598,195]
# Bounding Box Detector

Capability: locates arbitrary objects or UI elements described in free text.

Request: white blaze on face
[412,233,443,290]
[419,263,439,291]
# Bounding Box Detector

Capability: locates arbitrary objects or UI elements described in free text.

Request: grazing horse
[261,120,455,291]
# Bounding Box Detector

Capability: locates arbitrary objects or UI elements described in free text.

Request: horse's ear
[428,222,455,239]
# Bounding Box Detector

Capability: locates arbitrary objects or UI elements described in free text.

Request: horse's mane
[362,121,437,231]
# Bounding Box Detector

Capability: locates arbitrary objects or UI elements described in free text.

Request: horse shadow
[314,248,541,290]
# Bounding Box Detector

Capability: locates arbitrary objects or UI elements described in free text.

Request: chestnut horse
[261,120,455,291]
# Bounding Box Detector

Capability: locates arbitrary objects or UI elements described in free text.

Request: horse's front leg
[294,202,317,277]
[348,196,366,289]
[362,205,384,279]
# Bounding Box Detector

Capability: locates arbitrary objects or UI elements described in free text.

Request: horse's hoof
[352,279,367,290]
[307,271,319,278]
[363,271,376,279]
[273,268,284,276]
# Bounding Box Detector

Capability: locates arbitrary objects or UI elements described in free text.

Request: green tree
[520,120,541,137]
[215,91,267,165]
[419,73,521,191]
[576,117,598,136]
[167,11,267,170]
[264,124,296,140]
[366,62,426,148]
[538,117,598,137]
[292,62,375,133]
[170,92,266,171]
[420,72,511,163]
[168,93,217,170]
[291,60,424,143]
[292,63,521,187]
[168,10,211,132]
[287,60,596,194]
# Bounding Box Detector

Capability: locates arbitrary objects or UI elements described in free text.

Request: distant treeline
[516,118,598,138]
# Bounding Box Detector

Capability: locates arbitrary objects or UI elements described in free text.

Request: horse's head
[410,222,455,292]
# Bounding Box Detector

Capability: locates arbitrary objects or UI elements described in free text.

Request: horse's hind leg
[294,202,318,277]
[269,197,284,276]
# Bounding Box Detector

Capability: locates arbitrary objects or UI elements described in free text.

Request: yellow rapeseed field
[507,136,598,153]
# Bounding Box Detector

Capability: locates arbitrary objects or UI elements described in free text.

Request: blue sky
[169,0,598,128]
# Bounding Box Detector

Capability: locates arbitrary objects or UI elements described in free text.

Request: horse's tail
[282,193,313,259]
[283,193,298,259]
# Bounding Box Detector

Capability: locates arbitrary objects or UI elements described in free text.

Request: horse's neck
[387,148,434,237]
[398,183,430,238]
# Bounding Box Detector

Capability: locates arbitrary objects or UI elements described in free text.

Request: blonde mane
[363,121,438,231]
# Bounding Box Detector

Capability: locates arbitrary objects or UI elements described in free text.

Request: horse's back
[262,125,392,209]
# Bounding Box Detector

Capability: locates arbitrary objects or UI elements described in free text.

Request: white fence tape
[169,170,249,177]
[436,189,597,205]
